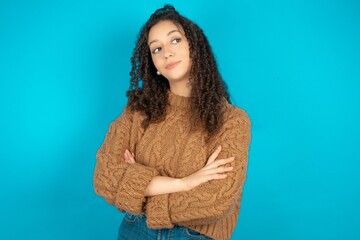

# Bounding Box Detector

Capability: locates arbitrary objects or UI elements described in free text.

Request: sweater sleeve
[93,108,159,215]
[144,110,251,228]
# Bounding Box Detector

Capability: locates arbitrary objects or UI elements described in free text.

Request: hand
[124,149,136,164]
[181,146,234,191]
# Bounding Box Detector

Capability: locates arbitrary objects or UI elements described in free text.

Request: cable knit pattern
[93,91,251,240]
[94,108,159,215]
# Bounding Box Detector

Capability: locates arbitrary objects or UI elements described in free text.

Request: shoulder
[113,105,145,127]
[213,102,252,139]
[222,102,251,129]
[209,102,251,148]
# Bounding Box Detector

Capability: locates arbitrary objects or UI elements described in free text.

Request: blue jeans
[117,212,213,240]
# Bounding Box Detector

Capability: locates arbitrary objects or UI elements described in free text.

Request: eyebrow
[148,30,181,46]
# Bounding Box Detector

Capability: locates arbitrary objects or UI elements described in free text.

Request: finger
[124,154,131,164]
[212,157,235,168]
[217,166,234,173]
[127,151,135,162]
[206,166,234,175]
[206,146,222,165]
[124,150,133,163]
[126,150,136,163]
[126,151,130,159]
[125,149,131,159]
[129,153,135,161]
[204,173,228,181]
[212,174,228,179]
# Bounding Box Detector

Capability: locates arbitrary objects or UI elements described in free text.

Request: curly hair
[127,4,230,137]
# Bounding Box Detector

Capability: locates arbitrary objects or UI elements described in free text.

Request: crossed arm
[94,108,251,227]
[123,147,234,197]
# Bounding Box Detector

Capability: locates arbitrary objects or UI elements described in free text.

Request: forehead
[148,20,182,42]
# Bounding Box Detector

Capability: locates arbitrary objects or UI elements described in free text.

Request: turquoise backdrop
[1,0,359,239]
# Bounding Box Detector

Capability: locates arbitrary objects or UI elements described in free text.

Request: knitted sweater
[93,91,251,240]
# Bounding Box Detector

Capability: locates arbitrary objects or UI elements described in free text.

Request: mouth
[165,61,181,70]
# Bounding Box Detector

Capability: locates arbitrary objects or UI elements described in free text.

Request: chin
[165,72,190,82]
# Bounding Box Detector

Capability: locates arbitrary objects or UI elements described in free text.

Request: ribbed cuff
[145,194,174,229]
[115,163,158,214]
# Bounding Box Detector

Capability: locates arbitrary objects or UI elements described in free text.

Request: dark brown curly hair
[127,4,230,137]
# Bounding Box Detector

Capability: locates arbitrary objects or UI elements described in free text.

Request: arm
[93,108,159,215]
[123,149,187,197]
[123,147,234,197]
[145,176,184,196]
[144,111,251,228]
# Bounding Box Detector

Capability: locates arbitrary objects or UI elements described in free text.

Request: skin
[148,20,192,97]
[124,20,235,197]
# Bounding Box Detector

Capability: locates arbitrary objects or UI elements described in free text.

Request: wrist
[178,177,189,191]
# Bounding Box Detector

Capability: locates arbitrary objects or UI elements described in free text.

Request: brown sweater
[93,91,251,240]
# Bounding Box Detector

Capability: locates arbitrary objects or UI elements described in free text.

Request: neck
[167,90,191,109]
[169,81,191,97]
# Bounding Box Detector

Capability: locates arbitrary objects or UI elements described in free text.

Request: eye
[171,38,181,44]
[152,47,161,54]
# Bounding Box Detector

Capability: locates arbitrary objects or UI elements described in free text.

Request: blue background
[1,0,359,239]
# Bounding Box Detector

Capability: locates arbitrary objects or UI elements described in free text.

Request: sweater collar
[167,91,191,109]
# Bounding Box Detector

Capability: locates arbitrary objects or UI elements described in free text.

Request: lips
[165,61,181,70]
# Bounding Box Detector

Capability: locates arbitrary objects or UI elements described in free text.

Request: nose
[163,45,174,59]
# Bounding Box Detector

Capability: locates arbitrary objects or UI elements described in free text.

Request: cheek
[183,47,191,64]
[151,55,162,69]
[182,44,191,61]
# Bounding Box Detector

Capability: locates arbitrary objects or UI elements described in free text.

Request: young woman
[94,5,251,240]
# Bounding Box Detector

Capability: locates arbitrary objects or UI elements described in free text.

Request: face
[148,20,192,84]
